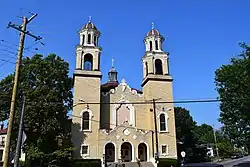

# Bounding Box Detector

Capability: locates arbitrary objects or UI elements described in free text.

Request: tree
[215,43,250,148]
[195,124,214,145]
[0,54,73,165]
[216,130,234,158]
[174,107,209,162]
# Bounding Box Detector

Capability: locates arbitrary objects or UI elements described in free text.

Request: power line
[0,58,15,64]
[67,113,178,139]
[71,98,227,105]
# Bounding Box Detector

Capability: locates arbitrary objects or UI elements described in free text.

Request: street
[219,156,250,167]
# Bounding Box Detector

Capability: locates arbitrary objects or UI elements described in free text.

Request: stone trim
[141,75,173,87]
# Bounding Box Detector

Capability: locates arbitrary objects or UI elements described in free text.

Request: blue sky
[1,0,250,128]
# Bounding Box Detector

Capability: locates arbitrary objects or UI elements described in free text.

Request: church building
[71,18,177,166]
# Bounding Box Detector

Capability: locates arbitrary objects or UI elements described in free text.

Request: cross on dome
[112,58,114,68]
[146,22,160,36]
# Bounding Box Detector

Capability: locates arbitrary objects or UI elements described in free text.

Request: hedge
[71,159,101,167]
[157,158,180,167]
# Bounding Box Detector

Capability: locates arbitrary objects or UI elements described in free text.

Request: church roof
[147,29,160,36]
[82,21,98,31]
[109,67,117,73]
[101,81,119,92]
[101,81,143,94]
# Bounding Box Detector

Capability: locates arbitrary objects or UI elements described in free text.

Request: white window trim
[80,109,93,132]
[158,112,169,133]
[160,144,169,156]
[81,144,90,156]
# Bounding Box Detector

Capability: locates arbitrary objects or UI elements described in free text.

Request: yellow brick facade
[71,20,177,165]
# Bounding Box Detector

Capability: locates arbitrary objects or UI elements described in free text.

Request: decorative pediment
[101,78,143,97]
[100,121,150,138]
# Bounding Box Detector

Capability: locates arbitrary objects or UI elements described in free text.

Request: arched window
[155,40,158,50]
[82,35,85,45]
[84,54,93,70]
[145,62,148,76]
[160,114,166,131]
[149,41,152,51]
[82,112,90,130]
[88,34,91,44]
[155,59,163,74]
[94,36,97,46]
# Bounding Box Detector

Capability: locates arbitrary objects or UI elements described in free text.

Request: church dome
[147,29,160,36]
[109,67,117,73]
[82,21,98,30]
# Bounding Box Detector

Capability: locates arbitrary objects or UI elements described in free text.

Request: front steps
[106,162,154,167]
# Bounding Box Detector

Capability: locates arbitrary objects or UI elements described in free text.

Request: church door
[105,143,115,162]
[121,142,132,162]
[138,143,147,161]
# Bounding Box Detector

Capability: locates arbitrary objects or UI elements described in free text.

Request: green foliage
[0,54,73,165]
[194,124,214,145]
[215,130,234,158]
[174,107,209,163]
[215,43,250,147]
[157,158,179,167]
[217,140,234,158]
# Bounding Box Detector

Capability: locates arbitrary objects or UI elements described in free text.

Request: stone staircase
[107,162,154,167]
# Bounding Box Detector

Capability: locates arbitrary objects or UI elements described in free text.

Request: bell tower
[142,23,177,158]
[75,16,101,71]
[72,17,102,158]
[142,22,170,79]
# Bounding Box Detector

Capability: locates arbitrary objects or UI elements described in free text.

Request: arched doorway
[105,143,115,162]
[138,143,147,161]
[121,142,132,162]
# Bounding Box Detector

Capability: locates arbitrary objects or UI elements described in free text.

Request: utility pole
[4,14,41,167]
[153,99,159,158]
[150,98,161,162]
[213,125,219,157]
[14,95,25,167]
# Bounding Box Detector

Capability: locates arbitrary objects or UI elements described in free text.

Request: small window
[81,145,89,155]
[162,145,167,154]
[82,112,90,130]
[160,114,166,131]
[94,36,97,46]
[82,35,85,45]
[88,34,91,44]
[149,41,153,51]
[145,62,148,76]
[155,40,158,50]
